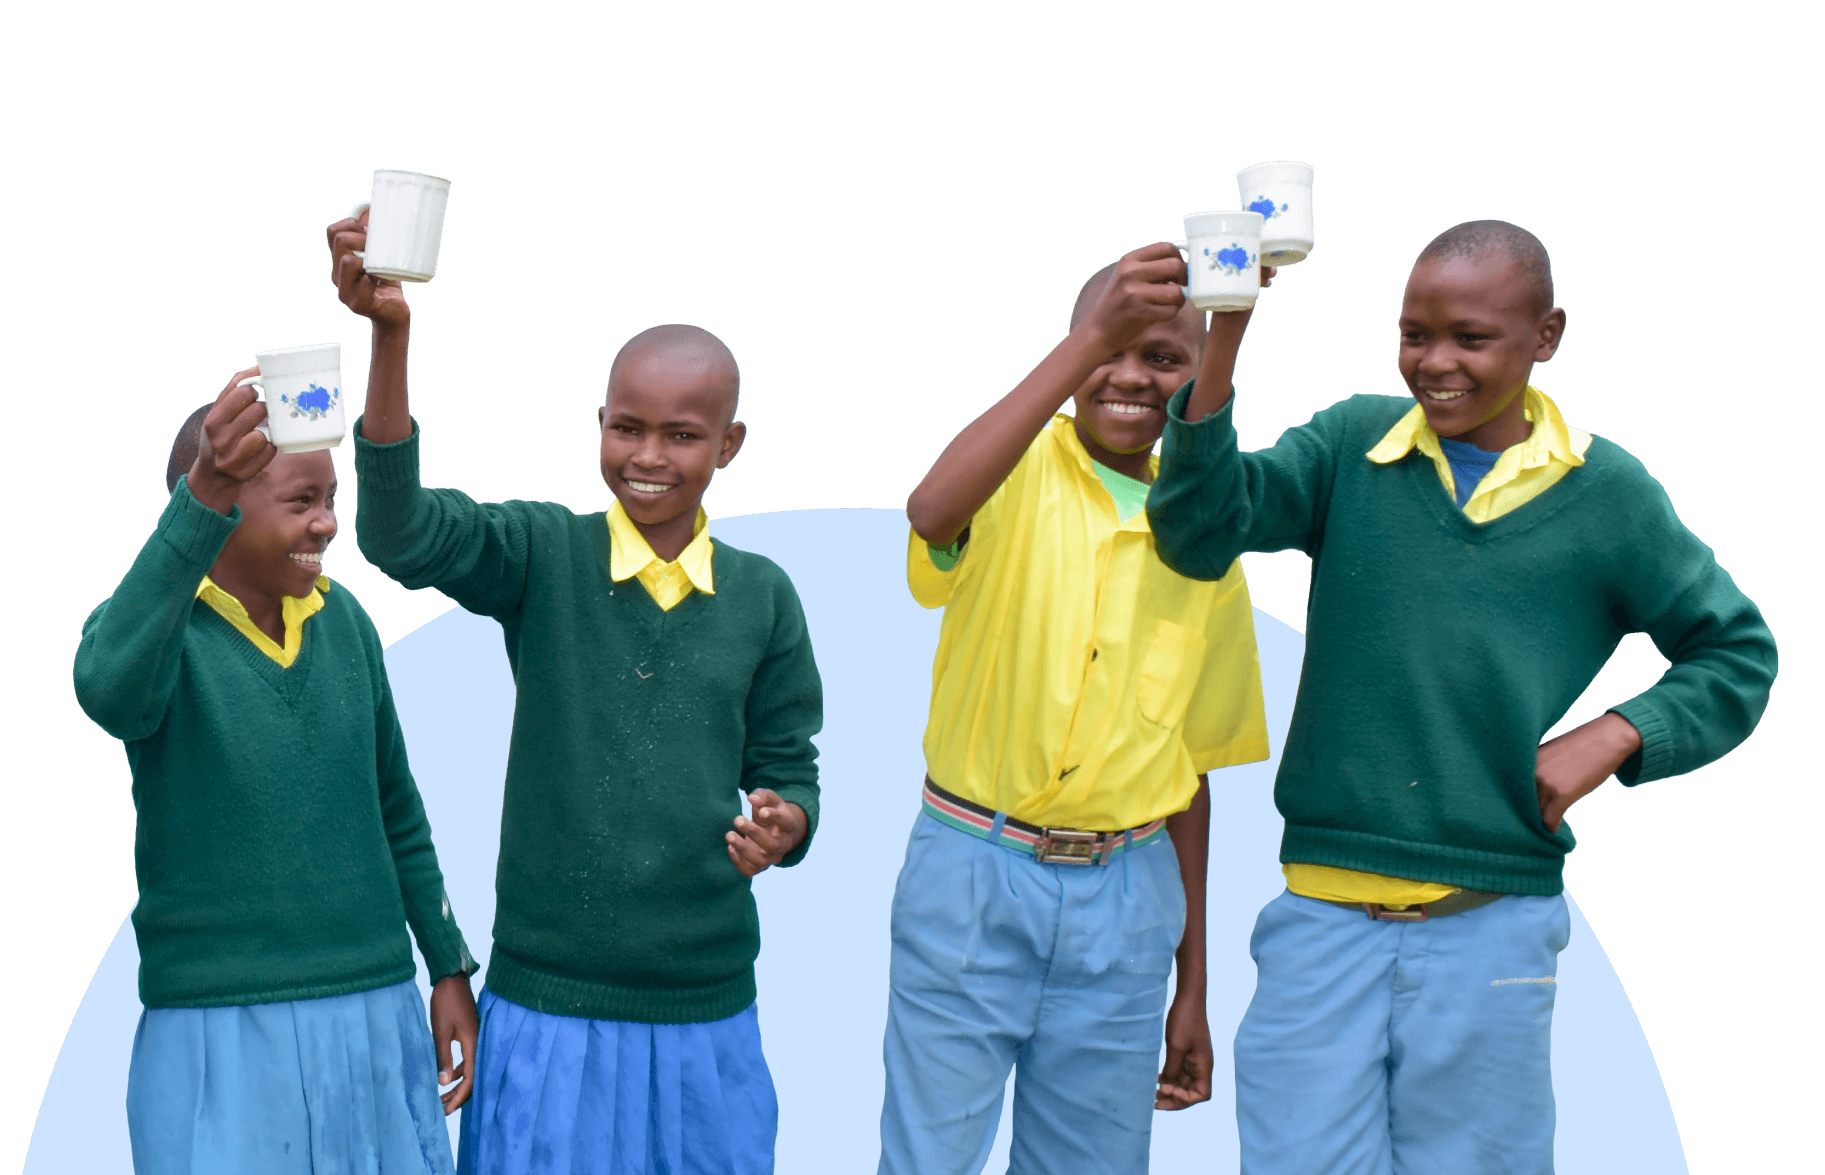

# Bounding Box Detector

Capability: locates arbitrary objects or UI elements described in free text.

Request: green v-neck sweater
[1149,388,1777,894]
[354,422,823,1024]
[73,479,474,1008]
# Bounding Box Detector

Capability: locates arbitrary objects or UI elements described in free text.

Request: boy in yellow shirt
[878,244,1272,1174]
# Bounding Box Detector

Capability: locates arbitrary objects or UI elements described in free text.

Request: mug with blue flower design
[238,343,344,454]
[1238,160,1313,266]
[1177,211,1264,313]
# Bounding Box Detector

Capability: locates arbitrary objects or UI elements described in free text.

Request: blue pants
[125,979,452,1175]
[1235,890,1570,1175]
[877,813,1186,1175]
[457,990,777,1175]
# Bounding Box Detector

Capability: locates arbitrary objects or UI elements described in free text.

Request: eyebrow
[607,413,710,429]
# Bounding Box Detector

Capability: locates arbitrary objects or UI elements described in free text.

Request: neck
[636,508,699,563]
[1071,418,1154,483]
[208,559,287,644]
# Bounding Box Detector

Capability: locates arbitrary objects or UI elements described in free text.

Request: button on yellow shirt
[1287,386,1592,906]
[911,414,1269,831]
[606,501,714,611]
[195,575,330,668]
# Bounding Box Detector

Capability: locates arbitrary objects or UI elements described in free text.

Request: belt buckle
[1363,902,1428,922]
[1036,828,1103,865]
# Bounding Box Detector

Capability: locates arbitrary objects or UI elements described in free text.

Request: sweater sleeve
[73,479,239,742]
[1605,479,1777,785]
[743,569,824,867]
[1149,383,1343,580]
[362,611,476,982]
[353,418,536,619]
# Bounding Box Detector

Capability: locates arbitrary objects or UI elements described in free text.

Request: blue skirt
[456,989,777,1175]
[126,978,453,1175]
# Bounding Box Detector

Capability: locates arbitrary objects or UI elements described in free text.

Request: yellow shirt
[1286,386,1591,906]
[911,414,1269,830]
[606,501,714,611]
[195,575,330,668]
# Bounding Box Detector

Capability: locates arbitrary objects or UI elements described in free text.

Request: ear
[717,420,747,469]
[597,404,609,429]
[1534,308,1567,362]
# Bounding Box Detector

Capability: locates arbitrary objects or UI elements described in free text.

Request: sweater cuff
[160,476,241,566]
[772,785,819,868]
[1608,700,1674,785]
[419,931,478,985]
[353,415,424,494]
[1163,380,1239,466]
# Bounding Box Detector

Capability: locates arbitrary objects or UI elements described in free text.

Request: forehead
[1403,253,1535,321]
[1133,302,1205,353]
[606,348,735,422]
[259,450,336,491]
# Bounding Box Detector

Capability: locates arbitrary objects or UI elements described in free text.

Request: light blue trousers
[877,813,1186,1175]
[1235,890,1570,1175]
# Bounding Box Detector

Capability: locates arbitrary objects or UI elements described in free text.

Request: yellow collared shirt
[606,501,715,611]
[195,575,330,668]
[1287,385,1591,907]
[911,414,1269,831]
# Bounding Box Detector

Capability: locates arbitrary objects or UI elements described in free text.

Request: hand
[1156,988,1213,1109]
[186,367,277,515]
[430,972,480,1114]
[726,789,806,876]
[1076,243,1189,353]
[327,208,410,329]
[1536,712,1642,833]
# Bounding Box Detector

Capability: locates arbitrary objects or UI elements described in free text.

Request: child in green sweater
[1146,220,1777,1173]
[75,375,480,1175]
[326,211,822,1175]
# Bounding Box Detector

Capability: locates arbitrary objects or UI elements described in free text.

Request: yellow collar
[1367,386,1588,470]
[606,501,715,595]
[195,574,330,668]
[1051,414,1158,531]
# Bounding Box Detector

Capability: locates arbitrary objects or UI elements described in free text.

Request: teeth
[1423,389,1470,401]
[1104,402,1154,416]
[290,552,322,565]
[626,480,673,493]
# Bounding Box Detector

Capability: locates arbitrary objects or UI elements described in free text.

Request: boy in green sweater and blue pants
[1146,221,1777,1173]
[326,213,821,1175]
[76,374,480,1174]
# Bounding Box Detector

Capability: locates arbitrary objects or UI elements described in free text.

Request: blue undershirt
[1437,437,1503,508]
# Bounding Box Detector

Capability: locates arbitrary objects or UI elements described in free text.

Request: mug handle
[236,375,274,441]
[347,202,370,263]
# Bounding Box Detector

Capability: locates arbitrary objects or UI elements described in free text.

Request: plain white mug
[239,344,344,454]
[361,169,450,282]
[1238,160,1314,266]
[1177,211,1264,312]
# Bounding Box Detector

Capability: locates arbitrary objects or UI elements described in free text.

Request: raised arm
[906,244,1188,546]
[328,209,413,443]
[74,372,275,740]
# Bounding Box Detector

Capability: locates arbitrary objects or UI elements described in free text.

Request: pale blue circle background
[27,508,1686,1172]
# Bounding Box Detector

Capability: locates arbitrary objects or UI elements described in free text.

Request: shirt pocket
[1136,618,1207,729]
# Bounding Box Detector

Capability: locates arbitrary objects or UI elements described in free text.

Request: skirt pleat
[126,979,453,1175]
[457,989,777,1175]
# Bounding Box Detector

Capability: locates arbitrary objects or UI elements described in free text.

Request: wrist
[185,467,239,516]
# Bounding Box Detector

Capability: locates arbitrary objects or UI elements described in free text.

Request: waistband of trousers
[920,778,1168,864]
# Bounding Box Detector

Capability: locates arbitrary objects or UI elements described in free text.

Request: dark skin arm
[1157,773,1212,1109]
[1181,304,1254,424]
[905,244,1188,547]
[430,973,479,1113]
[327,210,413,443]
[1536,712,1642,832]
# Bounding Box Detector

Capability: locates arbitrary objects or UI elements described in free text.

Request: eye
[1146,352,1179,367]
[1401,330,1425,343]
[1456,333,1489,344]
[612,423,638,435]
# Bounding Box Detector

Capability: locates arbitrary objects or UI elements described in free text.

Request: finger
[726,831,767,875]
[446,1024,478,1113]
[223,430,278,480]
[1126,241,1185,264]
[1260,265,1278,287]
[747,789,783,809]
[335,249,370,305]
[733,815,782,849]
[1122,256,1192,286]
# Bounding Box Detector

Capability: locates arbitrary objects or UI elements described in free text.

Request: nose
[631,431,669,471]
[311,505,338,542]
[1417,339,1458,378]
[1108,352,1151,390]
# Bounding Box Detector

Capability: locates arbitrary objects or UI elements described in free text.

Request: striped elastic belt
[921,778,1168,866]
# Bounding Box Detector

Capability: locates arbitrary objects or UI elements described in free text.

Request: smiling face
[216,451,338,599]
[597,346,745,538]
[1070,299,1205,469]
[1398,252,1566,450]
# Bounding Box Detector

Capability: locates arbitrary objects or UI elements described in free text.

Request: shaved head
[1416,221,1554,318]
[608,324,740,424]
[166,402,213,492]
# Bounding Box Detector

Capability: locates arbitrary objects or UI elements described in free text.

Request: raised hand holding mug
[1238,160,1314,266]
[238,344,344,453]
[353,169,450,283]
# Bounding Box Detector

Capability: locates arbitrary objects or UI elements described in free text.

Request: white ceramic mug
[361,169,450,282]
[1238,160,1314,266]
[239,344,344,453]
[1177,211,1264,312]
